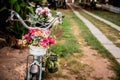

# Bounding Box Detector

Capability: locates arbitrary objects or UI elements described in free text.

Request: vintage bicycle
[7,8,64,80]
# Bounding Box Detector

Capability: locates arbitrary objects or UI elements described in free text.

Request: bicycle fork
[26,56,45,80]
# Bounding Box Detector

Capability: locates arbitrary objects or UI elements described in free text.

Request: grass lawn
[86,9,120,26]
[69,7,120,79]
[50,13,80,57]
[75,7,120,48]
[46,8,120,79]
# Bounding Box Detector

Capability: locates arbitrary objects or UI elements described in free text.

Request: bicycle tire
[31,75,37,80]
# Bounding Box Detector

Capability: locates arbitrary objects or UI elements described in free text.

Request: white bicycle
[7,9,64,80]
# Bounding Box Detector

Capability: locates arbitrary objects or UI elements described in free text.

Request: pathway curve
[82,9,120,31]
[68,4,120,63]
[73,4,120,31]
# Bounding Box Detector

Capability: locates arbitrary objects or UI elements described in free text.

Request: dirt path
[0,47,28,80]
[55,9,116,80]
[0,8,116,80]
[67,8,115,80]
[71,15,115,80]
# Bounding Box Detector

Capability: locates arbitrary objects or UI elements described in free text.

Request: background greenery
[0,0,44,46]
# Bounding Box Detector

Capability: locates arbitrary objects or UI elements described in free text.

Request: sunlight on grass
[79,11,120,49]
[88,10,120,26]
[73,11,120,61]
[67,59,85,74]
[80,12,120,47]
[107,36,116,42]
[50,17,80,57]
[51,55,86,79]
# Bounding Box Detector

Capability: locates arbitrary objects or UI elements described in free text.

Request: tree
[109,0,120,7]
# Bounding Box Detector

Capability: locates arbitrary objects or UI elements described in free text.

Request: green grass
[50,17,80,57]
[68,11,110,57]
[87,9,120,26]
[47,8,120,79]
[67,59,85,74]
[44,10,82,79]
[67,10,120,80]
[78,10,120,48]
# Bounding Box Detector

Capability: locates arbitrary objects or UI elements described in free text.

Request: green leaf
[14,2,20,12]
[0,6,7,12]
[20,2,26,7]
[9,0,17,5]
[27,6,34,14]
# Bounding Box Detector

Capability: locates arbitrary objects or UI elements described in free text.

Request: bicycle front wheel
[31,75,37,80]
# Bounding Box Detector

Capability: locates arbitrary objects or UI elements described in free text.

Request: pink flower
[29,28,39,36]
[35,7,43,15]
[29,28,39,33]
[39,42,47,47]
[24,33,29,38]
[43,7,50,16]
[48,37,56,44]
[43,29,50,38]
[26,37,32,43]
[39,38,49,47]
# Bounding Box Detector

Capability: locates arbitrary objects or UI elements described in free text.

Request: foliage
[0,1,30,40]
[0,0,43,37]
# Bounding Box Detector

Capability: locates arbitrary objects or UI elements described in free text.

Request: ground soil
[0,8,116,80]
[69,13,116,80]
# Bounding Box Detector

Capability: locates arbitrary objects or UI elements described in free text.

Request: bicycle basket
[29,46,47,56]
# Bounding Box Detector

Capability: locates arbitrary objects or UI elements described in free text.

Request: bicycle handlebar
[6,9,64,30]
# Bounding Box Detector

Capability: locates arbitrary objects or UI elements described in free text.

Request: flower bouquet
[28,7,52,27]
[22,28,56,56]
